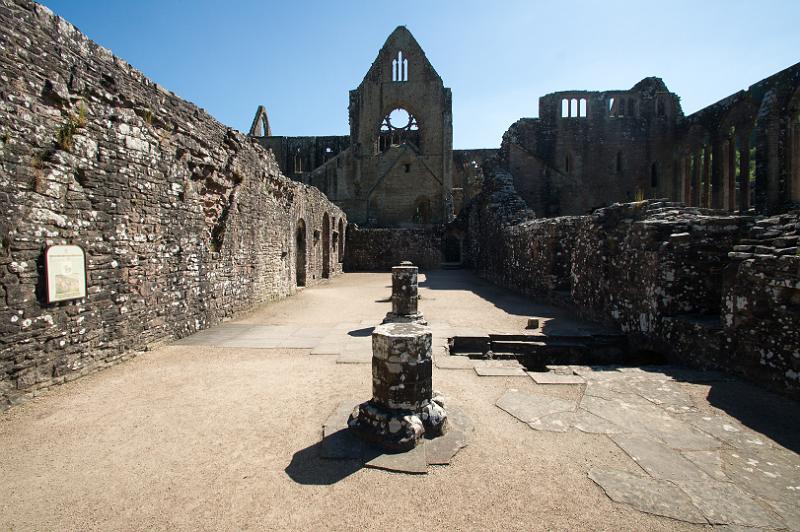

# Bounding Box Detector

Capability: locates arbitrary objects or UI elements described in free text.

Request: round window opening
[382,108,418,131]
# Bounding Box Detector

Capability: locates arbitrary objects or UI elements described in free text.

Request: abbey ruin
[1,1,799,530]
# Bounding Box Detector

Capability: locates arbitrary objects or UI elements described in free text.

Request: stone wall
[465,169,800,397]
[723,214,800,392]
[675,63,800,214]
[501,78,681,218]
[0,0,346,409]
[344,226,443,271]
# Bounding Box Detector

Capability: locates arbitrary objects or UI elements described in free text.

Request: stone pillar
[739,136,751,212]
[383,261,426,324]
[702,145,711,207]
[348,322,447,451]
[691,150,701,206]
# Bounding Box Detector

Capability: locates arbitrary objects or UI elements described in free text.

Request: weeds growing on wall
[56,102,88,151]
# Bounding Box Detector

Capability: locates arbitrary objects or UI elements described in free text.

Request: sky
[41,1,800,149]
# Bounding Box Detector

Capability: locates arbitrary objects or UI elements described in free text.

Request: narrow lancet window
[392,51,408,81]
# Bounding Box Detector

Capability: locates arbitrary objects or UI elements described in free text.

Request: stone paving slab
[610,433,711,482]
[528,372,586,385]
[293,327,330,338]
[319,401,470,474]
[320,427,365,460]
[434,354,475,370]
[217,338,287,348]
[679,413,771,450]
[529,412,576,433]
[580,394,670,434]
[676,478,782,528]
[343,340,371,351]
[322,400,359,431]
[279,338,319,349]
[495,389,576,424]
[527,408,624,435]
[426,427,469,464]
[309,345,343,356]
[571,410,626,435]
[588,468,706,524]
[336,352,371,364]
[721,446,800,525]
[763,498,800,531]
[426,406,473,465]
[365,443,428,474]
[580,393,718,450]
[621,379,695,410]
[681,450,727,481]
[474,367,527,377]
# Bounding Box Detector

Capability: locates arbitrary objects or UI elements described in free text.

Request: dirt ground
[0,272,796,531]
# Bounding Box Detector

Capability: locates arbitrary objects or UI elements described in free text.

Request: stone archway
[443,234,462,263]
[296,219,307,287]
[322,213,331,279]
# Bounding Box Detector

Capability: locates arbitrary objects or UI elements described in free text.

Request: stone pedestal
[383,262,426,324]
[348,322,447,451]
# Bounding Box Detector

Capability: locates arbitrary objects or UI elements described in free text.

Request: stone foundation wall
[465,170,800,396]
[344,226,444,271]
[0,1,346,409]
[722,214,800,393]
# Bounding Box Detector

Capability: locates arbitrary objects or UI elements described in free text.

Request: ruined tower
[345,26,454,226]
[251,26,454,228]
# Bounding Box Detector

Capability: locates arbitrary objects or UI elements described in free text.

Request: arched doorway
[413,196,431,224]
[443,234,462,263]
[337,218,344,262]
[296,219,307,287]
[322,213,331,279]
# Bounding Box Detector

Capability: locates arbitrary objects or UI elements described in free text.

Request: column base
[348,394,447,452]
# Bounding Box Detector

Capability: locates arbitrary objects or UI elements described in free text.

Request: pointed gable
[360,26,442,86]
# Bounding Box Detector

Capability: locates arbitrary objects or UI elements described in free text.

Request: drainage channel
[447,333,665,372]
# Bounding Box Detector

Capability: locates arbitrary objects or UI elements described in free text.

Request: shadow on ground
[348,327,375,337]
[284,441,364,485]
[285,431,382,486]
[631,365,800,453]
[421,270,591,323]
[706,379,800,453]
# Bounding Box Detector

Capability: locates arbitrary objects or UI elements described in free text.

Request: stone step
[490,340,588,354]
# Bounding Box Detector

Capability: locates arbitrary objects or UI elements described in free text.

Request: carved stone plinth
[348,322,447,451]
[383,262,426,325]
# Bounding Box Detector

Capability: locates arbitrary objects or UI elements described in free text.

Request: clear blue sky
[41,0,800,149]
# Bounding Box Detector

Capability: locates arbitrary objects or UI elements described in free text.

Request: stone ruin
[0,0,797,408]
[382,261,426,324]
[349,263,446,452]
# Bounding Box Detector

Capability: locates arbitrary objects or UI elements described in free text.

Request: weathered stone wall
[465,169,799,396]
[0,0,346,409]
[451,148,498,215]
[675,63,800,214]
[501,78,681,217]
[344,226,443,271]
[723,213,800,392]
